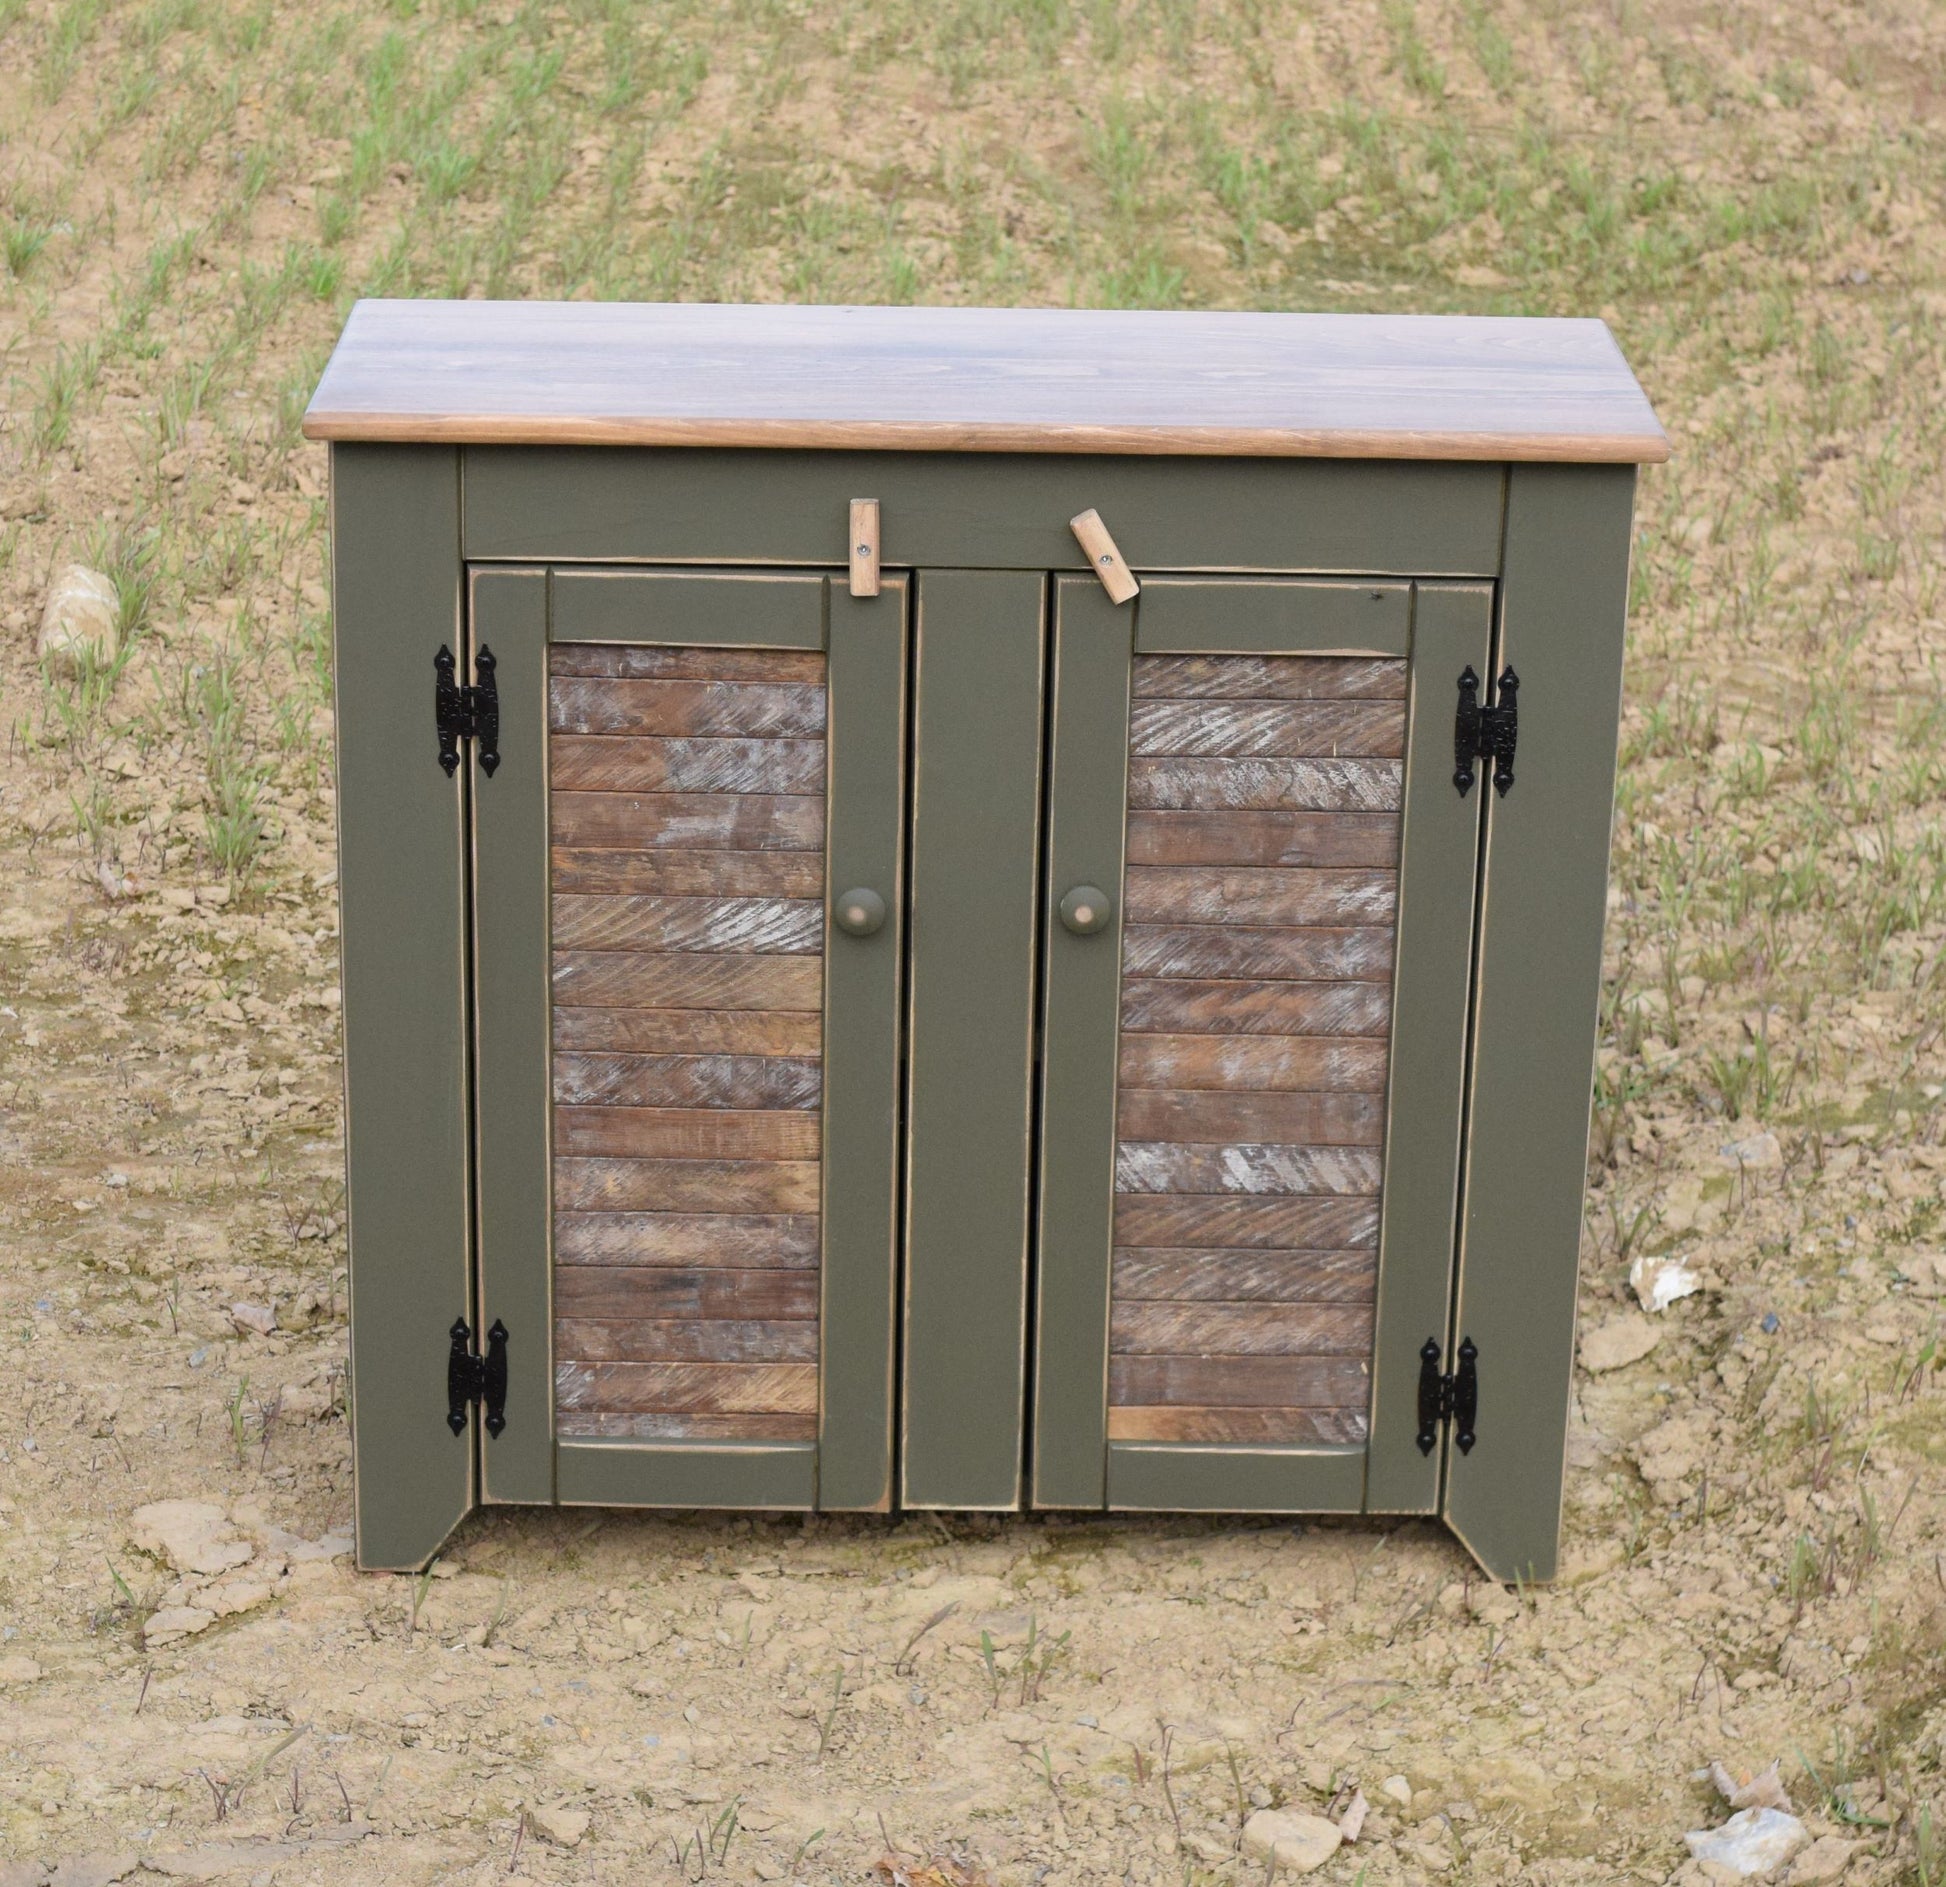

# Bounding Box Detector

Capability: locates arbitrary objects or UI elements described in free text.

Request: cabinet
[305,302,1666,1582]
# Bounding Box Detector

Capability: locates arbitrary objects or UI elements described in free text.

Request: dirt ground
[1,0,1944,1881]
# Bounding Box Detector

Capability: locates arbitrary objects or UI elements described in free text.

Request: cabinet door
[1032,576,1490,1514]
[470,566,907,1511]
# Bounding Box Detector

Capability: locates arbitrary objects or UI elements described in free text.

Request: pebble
[36,566,119,678]
[1683,1807,1809,1878]
[1240,1809,1341,1874]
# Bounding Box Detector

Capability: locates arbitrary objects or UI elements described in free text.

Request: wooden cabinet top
[303,299,1667,464]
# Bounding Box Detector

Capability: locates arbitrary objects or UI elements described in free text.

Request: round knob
[834,887,886,937]
[1058,885,1112,936]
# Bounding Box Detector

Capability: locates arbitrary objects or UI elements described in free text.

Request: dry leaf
[872,1854,989,1887]
[1336,1787,1370,1843]
[1705,1759,1793,1812]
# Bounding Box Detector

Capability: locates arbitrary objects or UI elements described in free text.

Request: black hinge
[434,644,500,779]
[1415,1335,1478,1456]
[1453,665,1519,797]
[447,1317,508,1438]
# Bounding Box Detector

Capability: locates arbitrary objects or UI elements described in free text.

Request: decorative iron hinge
[434,644,500,779]
[1453,665,1519,798]
[1415,1335,1478,1456]
[447,1317,508,1438]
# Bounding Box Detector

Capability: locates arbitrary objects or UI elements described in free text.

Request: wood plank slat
[1108,1354,1371,1408]
[1105,1406,1368,1444]
[1129,756,1402,812]
[1117,1088,1386,1148]
[556,1211,820,1267]
[1121,925,1393,983]
[553,893,823,955]
[550,677,826,738]
[556,1265,819,1319]
[551,734,826,795]
[555,1157,821,1214]
[555,1051,821,1111]
[1110,1302,1375,1356]
[555,1360,819,1413]
[1118,1033,1389,1093]
[1119,978,1392,1037]
[1126,810,1401,870]
[556,1409,820,1440]
[1112,1247,1377,1304]
[554,1105,821,1162]
[1114,1142,1383,1196]
[550,848,826,898]
[1113,1194,1380,1250]
[550,644,826,683]
[1129,700,1405,758]
[557,1318,819,1363]
[553,1006,822,1057]
[548,792,825,853]
[1132,655,1407,701]
[551,950,823,1011]
[1124,866,1396,928]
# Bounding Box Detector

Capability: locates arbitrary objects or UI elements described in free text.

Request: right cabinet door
[1032,575,1492,1516]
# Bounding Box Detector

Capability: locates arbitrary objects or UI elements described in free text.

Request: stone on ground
[37,566,120,677]
[1240,1809,1341,1874]
[1683,1807,1810,1879]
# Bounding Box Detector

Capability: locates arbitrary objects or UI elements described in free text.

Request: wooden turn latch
[1069,509,1139,605]
[849,499,881,598]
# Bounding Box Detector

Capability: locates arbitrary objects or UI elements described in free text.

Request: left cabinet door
[469,566,908,1512]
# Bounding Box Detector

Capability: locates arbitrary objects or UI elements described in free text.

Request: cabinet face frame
[468,564,909,1513]
[1031,575,1492,1517]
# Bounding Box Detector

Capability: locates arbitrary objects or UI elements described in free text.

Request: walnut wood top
[303,300,1669,462]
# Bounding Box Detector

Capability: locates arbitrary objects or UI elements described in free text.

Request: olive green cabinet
[308,302,1665,1581]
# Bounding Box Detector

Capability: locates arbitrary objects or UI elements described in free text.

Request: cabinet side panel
[902,570,1047,1508]
[1031,577,1134,1509]
[1445,464,1635,1583]
[330,444,473,1570]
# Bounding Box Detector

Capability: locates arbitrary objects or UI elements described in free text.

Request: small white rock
[1721,1131,1782,1168]
[1683,1807,1808,1878]
[1579,1313,1661,1374]
[1630,1252,1702,1314]
[37,565,120,677]
[1379,1775,1413,1807]
[1241,1809,1342,1874]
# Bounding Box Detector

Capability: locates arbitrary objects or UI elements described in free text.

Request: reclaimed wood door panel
[1110,649,1401,1456]
[1033,576,1489,1516]
[472,566,906,1513]
[549,638,829,1445]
